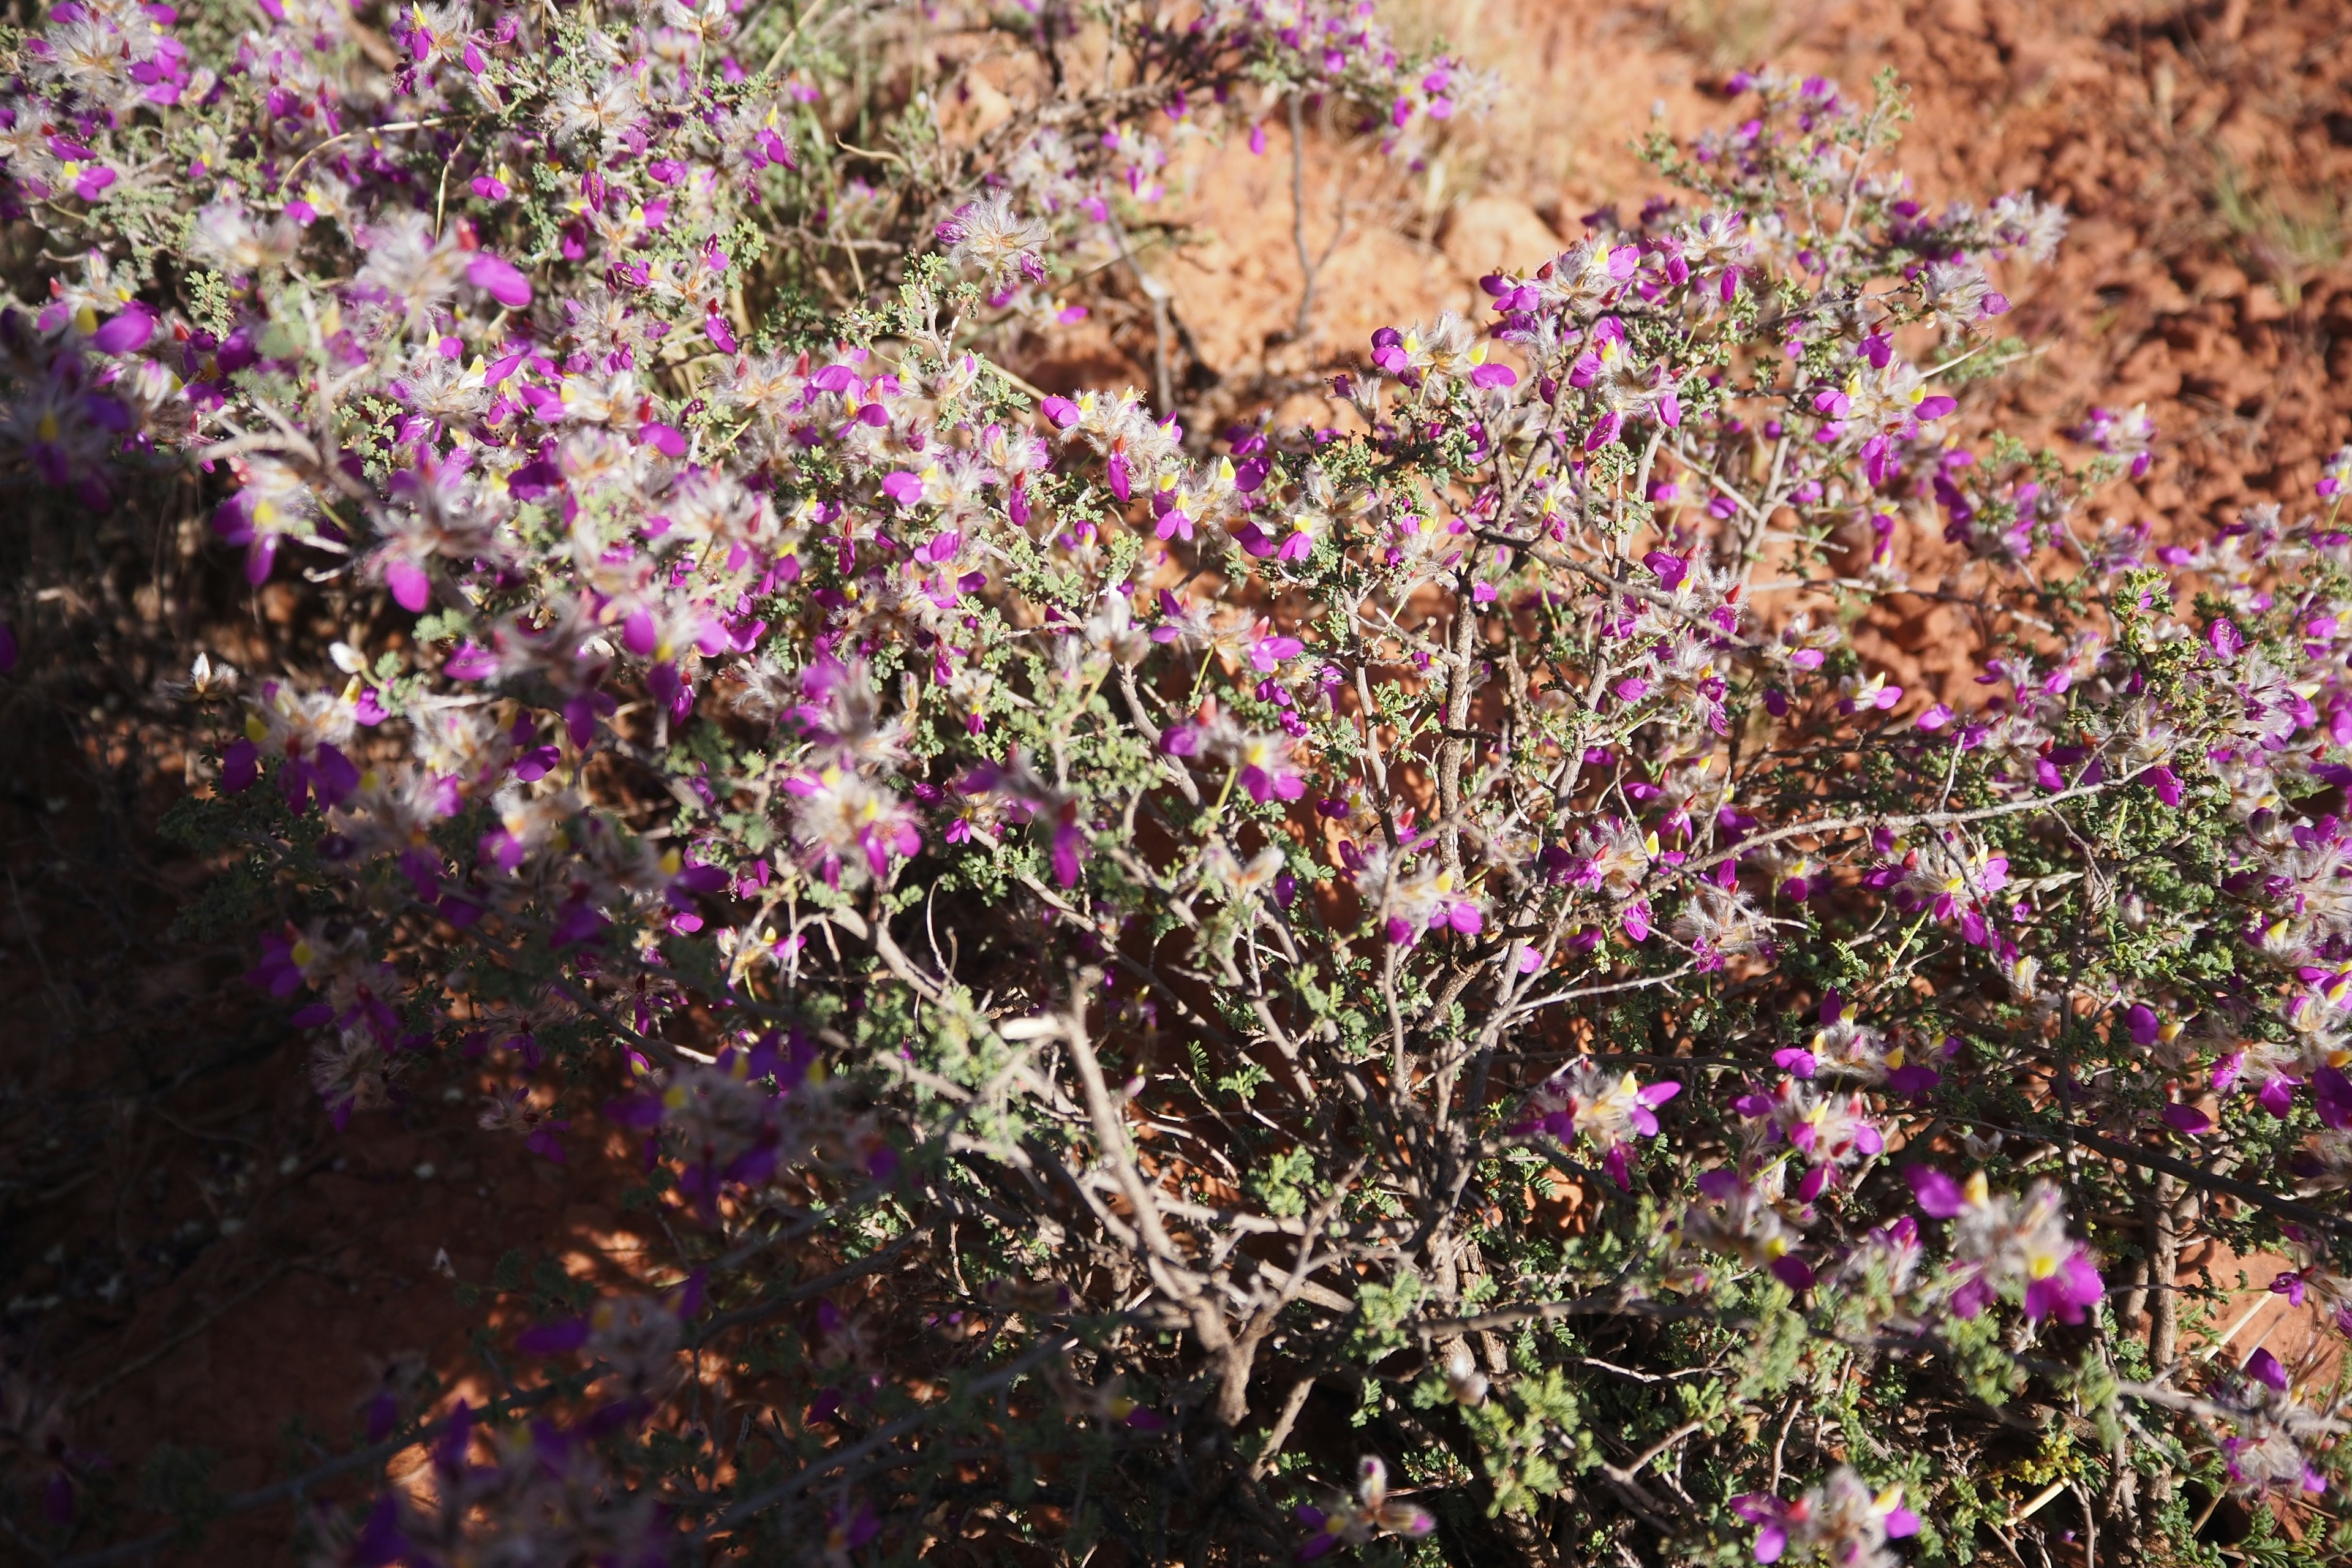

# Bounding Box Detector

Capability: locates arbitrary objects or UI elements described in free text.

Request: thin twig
[759,0,835,78]
[1248,1378,1316,1479]
[279,118,450,192]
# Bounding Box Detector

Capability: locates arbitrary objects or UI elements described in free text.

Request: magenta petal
[516,1318,590,1355]
[92,304,157,354]
[245,532,281,584]
[221,738,259,793]
[384,557,431,611]
[1905,1165,1963,1217]
[1885,1064,1941,1095]
[466,251,533,307]
[622,609,658,657]
[2160,1102,2212,1134]
[2245,1347,2290,1390]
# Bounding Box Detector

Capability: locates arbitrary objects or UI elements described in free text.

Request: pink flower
[466,252,533,307]
[1733,1469,1918,1566]
[91,305,156,353]
[1513,1061,1679,1189]
[1296,1457,1432,1559]
[1246,621,1305,672]
[1906,1164,1964,1217]
[2022,1250,2105,1323]
[785,767,923,886]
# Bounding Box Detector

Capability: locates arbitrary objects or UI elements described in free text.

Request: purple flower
[1731,1494,1792,1563]
[1296,1457,1432,1559]
[91,304,156,354]
[466,252,533,307]
[1733,1469,1918,1565]
[1906,1164,1964,1218]
[517,1317,592,1356]
[1247,623,1305,671]
[2022,1250,2103,1324]
[1622,897,1651,943]
[2160,1102,2213,1135]
[824,1500,882,1556]
[1513,1061,1678,1188]
[443,642,499,681]
[383,557,432,612]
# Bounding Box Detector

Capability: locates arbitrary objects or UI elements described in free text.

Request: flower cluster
[1514,1059,1681,1189]
[1295,1456,1434,1559]
[9,7,2351,1563]
[1733,1466,1921,1568]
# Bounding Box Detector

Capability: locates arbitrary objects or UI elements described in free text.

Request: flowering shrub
[4,2,2351,1564]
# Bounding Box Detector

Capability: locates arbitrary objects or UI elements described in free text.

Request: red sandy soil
[4,1,2348,1559]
